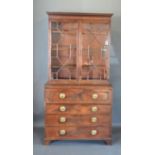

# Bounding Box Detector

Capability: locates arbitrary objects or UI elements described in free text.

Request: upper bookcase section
[47,12,113,81]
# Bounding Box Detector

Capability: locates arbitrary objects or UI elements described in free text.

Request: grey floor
[34,126,121,155]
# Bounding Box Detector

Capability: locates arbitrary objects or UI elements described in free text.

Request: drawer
[45,88,112,103]
[46,104,111,115]
[45,126,111,140]
[45,114,111,126]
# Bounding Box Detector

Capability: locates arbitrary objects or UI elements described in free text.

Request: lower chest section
[44,84,112,142]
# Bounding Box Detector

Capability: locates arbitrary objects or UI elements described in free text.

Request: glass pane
[51,22,77,79]
[81,22,109,80]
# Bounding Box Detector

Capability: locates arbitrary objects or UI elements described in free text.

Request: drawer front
[46,104,111,115]
[45,88,112,103]
[45,126,111,140]
[45,114,111,126]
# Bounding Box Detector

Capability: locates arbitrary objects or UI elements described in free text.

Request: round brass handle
[92,93,98,99]
[59,105,66,112]
[59,93,66,99]
[91,106,98,112]
[91,130,97,135]
[59,117,66,123]
[91,117,97,123]
[59,129,66,136]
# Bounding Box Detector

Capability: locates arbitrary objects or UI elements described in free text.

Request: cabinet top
[47,12,113,17]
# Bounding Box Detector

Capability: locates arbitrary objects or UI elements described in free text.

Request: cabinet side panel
[48,17,52,79]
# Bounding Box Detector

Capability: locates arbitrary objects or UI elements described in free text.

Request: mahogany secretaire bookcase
[44,12,113,145]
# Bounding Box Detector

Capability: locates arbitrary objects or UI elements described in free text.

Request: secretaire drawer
[46,104,111,114]
[45,87,112,103]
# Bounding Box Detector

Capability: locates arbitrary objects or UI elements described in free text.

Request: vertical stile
[88,45,90,60]
[76,21,80,80]
[56,44,58,57]
[48,19,52,79]
[69,44,71,59]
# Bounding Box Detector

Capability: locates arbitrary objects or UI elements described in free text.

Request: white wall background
[34,0,121,126]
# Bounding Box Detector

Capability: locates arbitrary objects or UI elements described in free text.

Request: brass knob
[59,117,66,123]
[91,130,97,135]
[59,105,66,112]
[59,129,66,136]
[92,93,98,99]
[59,93,66,99]
[91,117,97,123]
[91,106,98,112]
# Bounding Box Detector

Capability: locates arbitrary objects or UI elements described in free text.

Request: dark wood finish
[45,114,111,126]
[45,126,111,140]
[45,104,111,115]
[47,12,113,17]
[44,12,113,145]
[45,87,112,103]
[45,80,111,86]
[48,13,112,80]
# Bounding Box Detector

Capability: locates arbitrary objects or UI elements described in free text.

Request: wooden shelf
[82,31,107,35]
[51,48,76,51]
[82,64,104,67]
[52,30,76,35]
[51,64,76,68]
